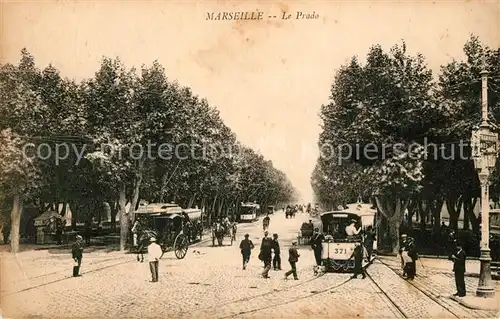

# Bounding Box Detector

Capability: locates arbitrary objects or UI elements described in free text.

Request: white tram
[320,203,376,272]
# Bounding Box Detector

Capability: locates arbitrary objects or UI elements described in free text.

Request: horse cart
[134,203,191,260]
[297,222,314,245]
[182,208,204,243]
[211,221,234,246]
[285,206,296,219]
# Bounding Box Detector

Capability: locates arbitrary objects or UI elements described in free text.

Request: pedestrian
[399,234,408,277]
[402,238,418,280]
[263,214,270,231]
[147,237,162,282]
[284,240,300,280]
[131,220,140,247]
[259,231,273,278]
[450,241,466,297]
[71,235,84,277]
[363,226,375,263]
[271,233,282,270]
[310,228,324,274]
[351,242,366,279]
[239,233,254,270]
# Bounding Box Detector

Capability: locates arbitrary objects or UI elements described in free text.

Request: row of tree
[0,50,299,252]
[312,35,500,253]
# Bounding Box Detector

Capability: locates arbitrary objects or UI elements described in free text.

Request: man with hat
[284,240,300,280]
[71,235,84,277]
[310,227,325,270]
[259,231,273,278]
[449,240,466,297]
[399,234,408,277]
[148,237,162,282]
[239,233,254,270]
[271,233,281,270]
[351,242,366,279]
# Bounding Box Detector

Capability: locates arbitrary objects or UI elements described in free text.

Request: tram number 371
[333,248,347,254]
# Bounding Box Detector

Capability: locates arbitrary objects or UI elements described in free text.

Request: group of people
[398,234,419,280]
[239,230,300,280]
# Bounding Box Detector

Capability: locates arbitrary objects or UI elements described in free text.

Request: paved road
[1,210,497,318]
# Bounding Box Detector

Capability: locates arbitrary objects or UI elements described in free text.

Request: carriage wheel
[174,233,188,259]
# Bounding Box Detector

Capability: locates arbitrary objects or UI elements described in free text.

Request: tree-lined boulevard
[1,26,500,318]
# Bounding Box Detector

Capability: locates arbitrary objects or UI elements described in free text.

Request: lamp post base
[476,247,496,298]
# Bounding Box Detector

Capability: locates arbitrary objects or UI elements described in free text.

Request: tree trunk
[119,183,128,251]
[431,198,444,232]
[10,192,22,253]
[129,162,144,224]
[188,193,196,208]
[464,197,479,232]
[375,195,408,254]
[446,195,462,231]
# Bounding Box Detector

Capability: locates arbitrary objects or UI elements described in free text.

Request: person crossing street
[284,240,300,280]
[259,231,273,278]
[71,235,84,277]
[271,233,281,270]
[239,233,254,270]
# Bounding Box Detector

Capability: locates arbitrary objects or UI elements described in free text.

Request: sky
[2,1,499,202]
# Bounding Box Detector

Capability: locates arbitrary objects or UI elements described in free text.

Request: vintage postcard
[0,0,499,318]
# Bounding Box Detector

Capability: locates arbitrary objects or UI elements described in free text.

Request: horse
[212,222,225,246]
[136,230,158,262]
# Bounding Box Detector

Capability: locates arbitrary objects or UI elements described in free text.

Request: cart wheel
[174,233,188,259]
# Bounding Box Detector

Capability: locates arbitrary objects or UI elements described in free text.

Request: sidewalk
[376,256,500,315]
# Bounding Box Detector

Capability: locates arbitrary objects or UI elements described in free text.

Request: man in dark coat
[239,233,254,270]
[402,238,418,280]
[351,242,366,279]
[271,233,281,270]
[363,226,375,262]
[284,240,300,280]
[450,241,466,297]
[260,231,273,278]
[72,235,84,277]
[310,228,325,267]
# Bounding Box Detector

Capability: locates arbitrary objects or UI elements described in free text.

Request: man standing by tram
[310,228,325,273]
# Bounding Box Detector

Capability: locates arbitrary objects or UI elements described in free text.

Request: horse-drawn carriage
[297,221,314,245]
[134,203,191,260]
[319,203,376,272]
[182,208,204,242]
[211,220,236,246]
[285,205,296,219]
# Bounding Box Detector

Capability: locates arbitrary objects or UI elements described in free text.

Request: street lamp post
[471,66,497,298]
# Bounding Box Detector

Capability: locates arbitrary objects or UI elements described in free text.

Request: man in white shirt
[148,237,162,282]
[345,220,361,236]
[131,220,139,247]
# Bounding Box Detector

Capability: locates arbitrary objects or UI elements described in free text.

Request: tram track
[375,257,461,318]
[219,261,409,319]
[219,275,354,318]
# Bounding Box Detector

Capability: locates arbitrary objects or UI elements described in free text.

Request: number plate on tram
[322,243,354,260]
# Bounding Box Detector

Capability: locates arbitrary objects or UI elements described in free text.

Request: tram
[320,203,376,272]
[237,203,260,222]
